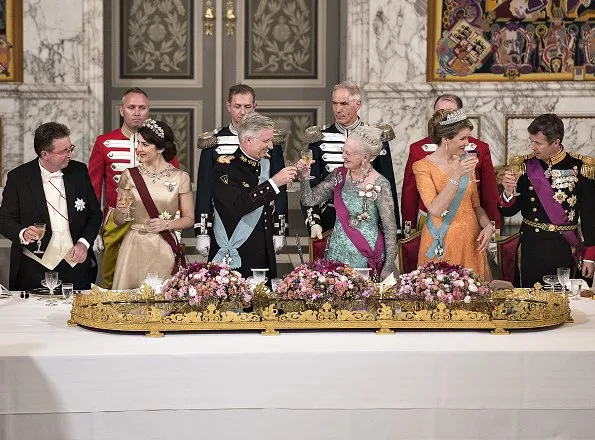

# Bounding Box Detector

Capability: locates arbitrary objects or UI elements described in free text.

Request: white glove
[196,235,210,257]
[93,235,104,252]
[273,235,286,254]
[310,224,323,240]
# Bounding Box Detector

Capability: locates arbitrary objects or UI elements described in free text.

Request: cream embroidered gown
[112,166,191,289]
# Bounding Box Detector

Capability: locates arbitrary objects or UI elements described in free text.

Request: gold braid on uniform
[304,125,323,143]
[273,129,288,146]
[197,130,217,149]
[580,155,595,180]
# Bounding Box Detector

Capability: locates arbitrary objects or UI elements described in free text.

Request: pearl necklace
[347,167,373,186]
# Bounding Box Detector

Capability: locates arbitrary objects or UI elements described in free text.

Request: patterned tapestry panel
[258,108,317,162]
[245,0,317,79]
[151,109,195,179]
[428,0,595,81]
[120,0,194,79]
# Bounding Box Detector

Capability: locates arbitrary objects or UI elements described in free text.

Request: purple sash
[333,167,384,274]
[525,158,584,261]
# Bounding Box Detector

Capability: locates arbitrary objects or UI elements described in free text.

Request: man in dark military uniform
[195,84,288,256]
[209,112,297,279]
[499,113,595,287]
[302,81,400,239]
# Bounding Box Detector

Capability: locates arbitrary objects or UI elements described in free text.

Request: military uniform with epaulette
[195,125,288,239]
[208,148,279,279]
[498,150,595,287]
[301,119,400,233]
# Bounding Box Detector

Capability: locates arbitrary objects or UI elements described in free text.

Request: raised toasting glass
[33,223,46,254]
[301,150,315,180]
[118,188,135,221]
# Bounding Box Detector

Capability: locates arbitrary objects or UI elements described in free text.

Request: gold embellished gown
[413,158,491,280]
[112,166,191,289]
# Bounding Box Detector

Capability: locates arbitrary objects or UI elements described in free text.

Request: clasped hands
[144,218,169,233]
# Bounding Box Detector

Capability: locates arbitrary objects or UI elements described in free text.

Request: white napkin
[378,272,398,293]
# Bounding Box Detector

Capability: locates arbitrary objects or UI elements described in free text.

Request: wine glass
[33,223,46,254]
[300,150,315,180]
[542,275,559,292]
[285,161,299,193]
[118,189,135,221]
[557,267,571,296]
[464,150,480,182]
[41,271,62,306]
[508,163,522,197]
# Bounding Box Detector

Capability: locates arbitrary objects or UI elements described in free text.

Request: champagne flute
[557,267,571,296]
[285,161,298,193]
[301,150,315,180]
[33,223,46,254]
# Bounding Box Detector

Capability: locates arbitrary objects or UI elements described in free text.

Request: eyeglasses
[50,145,76,156]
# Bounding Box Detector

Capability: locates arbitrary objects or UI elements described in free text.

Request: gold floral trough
[68,284,572,337]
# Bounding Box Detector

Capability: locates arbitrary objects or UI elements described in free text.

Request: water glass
[355,268,371,280]
[251,268,269,284]
[270,278,282,293]
[62,283,74,303]
[44,271,61,306]
[557,267,571,295]
[569,279,583,301]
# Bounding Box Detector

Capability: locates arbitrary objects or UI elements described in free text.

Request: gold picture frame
[427,0,595,81]
[1,0,23,82]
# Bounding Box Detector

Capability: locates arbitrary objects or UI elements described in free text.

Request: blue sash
[213,158,270,268]
[425,173,469,259]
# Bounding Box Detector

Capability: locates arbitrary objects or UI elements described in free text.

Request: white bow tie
[43,171,63,183]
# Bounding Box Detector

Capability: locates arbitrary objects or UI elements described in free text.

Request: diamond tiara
[350,126,382,149]
[439,108,467,126]
[143,119,165,138]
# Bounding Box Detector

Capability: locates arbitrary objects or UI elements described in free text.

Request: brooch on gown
[164,180,176,192]
[349,183,380,228]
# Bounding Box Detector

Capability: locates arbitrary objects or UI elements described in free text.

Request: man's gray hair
[333,81,361,102]
[238,112,274,143]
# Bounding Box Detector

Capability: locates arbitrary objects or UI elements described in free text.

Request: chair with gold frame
[397,230,422,274]
[496,233,520,284]
[308,229,333,262]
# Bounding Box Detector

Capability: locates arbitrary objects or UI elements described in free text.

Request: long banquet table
[1,293,595,440]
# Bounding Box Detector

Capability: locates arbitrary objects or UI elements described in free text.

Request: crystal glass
[509,164,522,197]
[284,161,299,193]
[270,278,282,293]
[569,279,583,301]
[557,267,571,296]
[462,150,480,182]
[355,268,371,280]
[301,150,315,180]
[33,223,46,254]
[542,275,559,292]
[118,188,135,221]
[251,268,269,284]
[41,271,61,306]
[62,283,74,303]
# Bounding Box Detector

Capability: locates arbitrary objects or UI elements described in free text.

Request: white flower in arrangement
[159,211,172,220]
[464,295,471,303]
[74,198,86,211]
[468,283,478,293]
[188,286,197,297]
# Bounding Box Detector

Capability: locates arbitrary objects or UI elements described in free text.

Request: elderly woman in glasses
[298,126,397,281]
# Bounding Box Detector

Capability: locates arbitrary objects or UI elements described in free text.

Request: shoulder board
[580,155,595,180]
[196,131,217,149]
[422,143,438,152]
[568,151,583,160]
[273,129,287,145]
[376,123,395,142]
[305,125,324,143]
[217,155,235,164]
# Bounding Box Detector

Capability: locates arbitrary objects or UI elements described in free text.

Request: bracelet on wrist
[166,220,170,231]
[448,177,459,186]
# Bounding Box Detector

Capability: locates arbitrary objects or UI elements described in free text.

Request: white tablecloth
[1,294,595,440]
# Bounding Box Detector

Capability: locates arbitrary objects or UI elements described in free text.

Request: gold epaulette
[273,129,288,146]
[580,155,595,180]
[568,151,583,160]
[304,125,323,143]
[196,130,217,149]
[376,123,395,142]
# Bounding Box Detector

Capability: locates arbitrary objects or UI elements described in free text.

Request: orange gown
[412,158,491,280]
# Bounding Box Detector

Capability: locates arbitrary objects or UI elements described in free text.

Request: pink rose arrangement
[161,262,252,308]
[396,261,489,304]
[274,260,375,305]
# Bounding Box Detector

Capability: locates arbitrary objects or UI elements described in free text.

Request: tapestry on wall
[427,0,595,81]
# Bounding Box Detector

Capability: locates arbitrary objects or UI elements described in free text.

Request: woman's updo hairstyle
[428,109,473,145]
[138,119,177,162]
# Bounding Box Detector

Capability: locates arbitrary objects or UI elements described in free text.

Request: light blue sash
[213,158,270,268]
[425,173,468,260]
